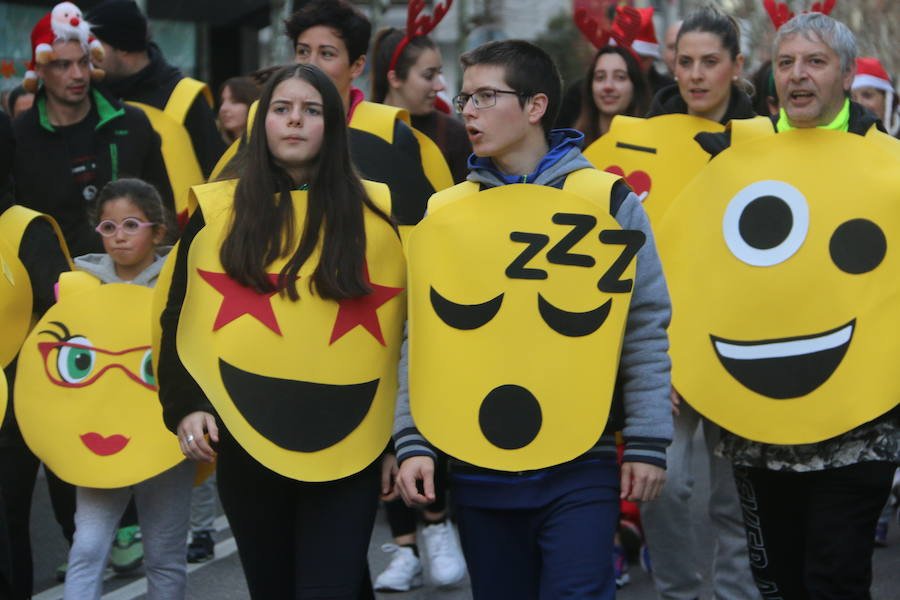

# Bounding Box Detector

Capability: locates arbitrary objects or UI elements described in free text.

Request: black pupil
[145,360,153,377]
[830,219,886,274]
[74,352,91,370]
[739,196,793,250]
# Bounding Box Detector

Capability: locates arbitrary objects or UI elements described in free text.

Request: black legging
[384,452,449,537]
[215,428,380,599]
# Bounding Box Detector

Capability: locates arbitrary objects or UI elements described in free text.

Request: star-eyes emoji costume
[658,115,900,445]
[159,180,405,482]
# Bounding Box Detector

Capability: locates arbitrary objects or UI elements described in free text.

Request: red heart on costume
[604,166,652,202]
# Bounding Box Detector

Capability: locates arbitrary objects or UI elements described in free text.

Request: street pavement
[29,432,900,599]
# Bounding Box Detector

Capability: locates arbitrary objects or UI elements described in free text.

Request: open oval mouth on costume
[710,320,854,399]
[219,358,378,453]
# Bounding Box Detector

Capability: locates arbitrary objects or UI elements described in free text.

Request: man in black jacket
[87,0,224,179]
[13,32,173,258]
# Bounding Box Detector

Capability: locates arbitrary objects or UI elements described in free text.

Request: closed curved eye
[538,294,611,337]
[430,287,504,330]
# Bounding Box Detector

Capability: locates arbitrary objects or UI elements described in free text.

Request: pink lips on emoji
[80,433,130,456]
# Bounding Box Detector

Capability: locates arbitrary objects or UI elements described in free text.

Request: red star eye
[329,262,403,346]
[198,270,294,335]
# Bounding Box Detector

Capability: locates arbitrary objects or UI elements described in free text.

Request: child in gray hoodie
[64,178,193,600]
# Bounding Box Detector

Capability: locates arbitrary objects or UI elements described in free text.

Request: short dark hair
[677,6,742,61]
[370,27,437,103]
[460,40,562,136]
[284,0,371,65]
[92,178,172,241]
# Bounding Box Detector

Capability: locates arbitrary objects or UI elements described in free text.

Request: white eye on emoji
[723,180,809,267]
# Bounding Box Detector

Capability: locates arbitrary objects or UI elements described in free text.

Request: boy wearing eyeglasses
[394,40,672,598]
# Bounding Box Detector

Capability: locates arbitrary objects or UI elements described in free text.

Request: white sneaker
[421,521,466,587]
[373,544,424,592]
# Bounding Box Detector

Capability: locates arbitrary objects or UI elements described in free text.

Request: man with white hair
[699,12,899,598]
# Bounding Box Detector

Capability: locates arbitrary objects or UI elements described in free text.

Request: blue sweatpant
[454,483,620,600]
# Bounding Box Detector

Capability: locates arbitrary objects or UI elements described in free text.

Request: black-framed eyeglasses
[453,88,529,113]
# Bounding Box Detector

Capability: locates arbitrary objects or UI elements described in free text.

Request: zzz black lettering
[597,230,645,293]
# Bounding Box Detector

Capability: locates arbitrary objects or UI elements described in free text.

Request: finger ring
[186,434,195,443]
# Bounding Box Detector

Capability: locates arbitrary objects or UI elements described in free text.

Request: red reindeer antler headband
[575,5,642,62]
[764,0,836,30]
[388,0,453,72]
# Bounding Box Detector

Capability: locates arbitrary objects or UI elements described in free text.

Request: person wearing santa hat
[851,57,899,137]
[630,7,676,96]
[13,2,173,258]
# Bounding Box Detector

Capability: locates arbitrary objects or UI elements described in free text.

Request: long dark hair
[370,27,437,103]
[574,46,650,144]
[219,63,393,302]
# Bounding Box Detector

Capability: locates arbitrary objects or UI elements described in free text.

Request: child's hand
[177,411,219,463]
[620,462,666,502]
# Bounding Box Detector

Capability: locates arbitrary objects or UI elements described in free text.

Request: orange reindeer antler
[389,0,453,71]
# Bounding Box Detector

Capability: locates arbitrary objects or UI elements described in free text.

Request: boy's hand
[620,462,666,502]
[396,456,436,508]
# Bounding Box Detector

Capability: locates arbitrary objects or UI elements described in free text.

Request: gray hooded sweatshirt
[393,130,673,470]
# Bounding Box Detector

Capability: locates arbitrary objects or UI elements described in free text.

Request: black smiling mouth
[219,358,378,452]
[710,320,854,399]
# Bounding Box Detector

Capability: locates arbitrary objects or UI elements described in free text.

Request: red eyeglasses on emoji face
[15,277,184,488]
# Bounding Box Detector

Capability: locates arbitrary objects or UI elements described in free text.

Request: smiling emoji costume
[173,180,405,482]
[15,272,183,488]
[583,114,724,224]
[407,171,644,471]
[658,123,900,444]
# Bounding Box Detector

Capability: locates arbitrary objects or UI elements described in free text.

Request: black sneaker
[187,531,215,563]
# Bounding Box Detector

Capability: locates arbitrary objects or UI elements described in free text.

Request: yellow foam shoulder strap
[192,180,239,221]
[0,206,73,269]
[561,168,620,210]
[411,127,454,193]
[728,116,777,147]
[129,101,205,218]
[350,101,407,144]
[57,270,101,299]
[164,78,214,125]
[362,180,392,217]
[864,125,900,159]
[426,181,480,215]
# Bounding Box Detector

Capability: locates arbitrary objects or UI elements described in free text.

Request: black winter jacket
[104,43,225,178]
[13,86,174,257]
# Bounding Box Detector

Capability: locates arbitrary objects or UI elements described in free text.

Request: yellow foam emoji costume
[175,180,405,482]
[15,271,184,488]
[657,125,900,444]
[407,170,643,471]
[0,206,71,368]
[583,114,724,224]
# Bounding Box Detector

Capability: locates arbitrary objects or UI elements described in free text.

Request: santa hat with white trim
[23,2,105,93]
[853,57,898,136]
[631,6,660,59]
